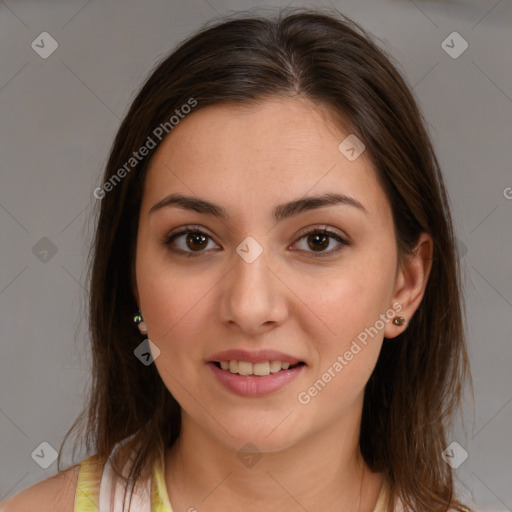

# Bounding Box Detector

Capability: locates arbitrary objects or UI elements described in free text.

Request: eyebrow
[149,192,368,222]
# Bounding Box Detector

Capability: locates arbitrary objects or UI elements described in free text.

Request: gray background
[0,0,511,510]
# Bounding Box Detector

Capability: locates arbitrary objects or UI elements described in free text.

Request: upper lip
[208,349,304,364]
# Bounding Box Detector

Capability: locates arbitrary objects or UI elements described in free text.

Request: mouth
[211,360,306,377]
[208,358,307,397]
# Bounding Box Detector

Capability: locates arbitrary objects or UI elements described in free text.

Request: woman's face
[135,96,406,453]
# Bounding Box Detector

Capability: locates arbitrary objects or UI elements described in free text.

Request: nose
[218,244,288,335]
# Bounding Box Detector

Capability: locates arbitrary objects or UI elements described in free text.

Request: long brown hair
[58,7,473,511]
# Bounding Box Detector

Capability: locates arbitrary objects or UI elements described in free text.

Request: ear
[384,232,433,339]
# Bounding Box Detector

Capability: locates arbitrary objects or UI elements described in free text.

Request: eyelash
[162,225,349,259]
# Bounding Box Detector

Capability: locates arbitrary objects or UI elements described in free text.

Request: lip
[207,349,303,365]
[208,361,306,397]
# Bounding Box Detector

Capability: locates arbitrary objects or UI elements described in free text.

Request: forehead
[142,97,391,221]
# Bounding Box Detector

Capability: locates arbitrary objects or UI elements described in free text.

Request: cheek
[295,273,389,411]
[137,266,209,397]
[136,246,212,343]
[294,245,396,358]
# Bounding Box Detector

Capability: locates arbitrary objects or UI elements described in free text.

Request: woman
[1,7,473,512]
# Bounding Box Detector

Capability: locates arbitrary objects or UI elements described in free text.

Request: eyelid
[293,224,349,243]
[162,224,213,243]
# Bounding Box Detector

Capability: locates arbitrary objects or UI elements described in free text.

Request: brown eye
[163,226,220,257]
[307,232,330,251]
[293,228,348,258]
[185,232,208,251]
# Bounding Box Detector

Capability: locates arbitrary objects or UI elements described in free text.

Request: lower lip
[208,362,305,397]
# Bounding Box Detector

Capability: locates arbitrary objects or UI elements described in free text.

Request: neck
[164,407,384,512]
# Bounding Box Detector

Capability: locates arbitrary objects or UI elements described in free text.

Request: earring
[393,316,406,326]
[133,311,148,335]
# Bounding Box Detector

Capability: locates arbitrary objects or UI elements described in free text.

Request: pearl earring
[133,311,148,335]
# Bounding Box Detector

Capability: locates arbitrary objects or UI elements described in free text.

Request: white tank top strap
[98,438,152,512]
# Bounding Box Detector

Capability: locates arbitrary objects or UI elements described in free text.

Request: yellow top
[74,451,172,512]
[74,451,391,511]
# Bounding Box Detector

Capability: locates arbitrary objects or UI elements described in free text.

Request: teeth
[238,361,252,375]
[253,362,270,376]
[217,360,299,376]
[269,361,282,373]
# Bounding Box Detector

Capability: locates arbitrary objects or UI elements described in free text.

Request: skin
[134,96,433,512]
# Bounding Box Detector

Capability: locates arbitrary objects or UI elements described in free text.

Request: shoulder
[0,464,80,512]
